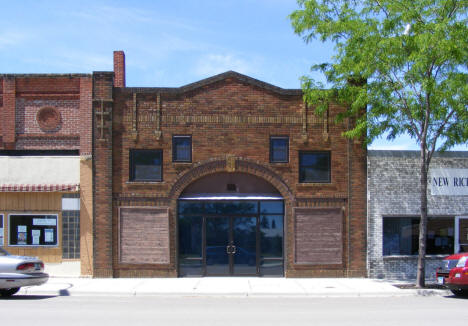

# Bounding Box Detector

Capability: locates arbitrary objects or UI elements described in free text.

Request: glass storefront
[178,200,284,277]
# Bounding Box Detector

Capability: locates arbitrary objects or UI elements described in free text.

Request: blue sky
[1,0,466,151]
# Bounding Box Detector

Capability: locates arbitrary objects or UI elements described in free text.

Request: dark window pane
[130,150,162,181]
[260,259,284,276]
[383,217,418,255]
[173,136,192,162]
[215,201,257,214]
[178,201,205,215]
[178,215,202,258]
[299,152,330,183]
[427,217,454,255]
[260,215,283,258]
[179,258,203,276]
[260,201,283,214]
[270,137,288,162]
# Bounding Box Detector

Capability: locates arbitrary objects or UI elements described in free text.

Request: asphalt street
[0,295,467,326]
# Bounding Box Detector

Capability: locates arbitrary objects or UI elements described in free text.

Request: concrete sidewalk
[17,277,451,298]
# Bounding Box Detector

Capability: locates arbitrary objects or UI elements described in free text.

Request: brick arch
[168,156,294,204]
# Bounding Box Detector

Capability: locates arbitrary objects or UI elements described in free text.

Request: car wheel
[0,288,20,297]
[450,288,468,297]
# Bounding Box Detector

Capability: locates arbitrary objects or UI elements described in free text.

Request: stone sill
[125,181,166,186]
[383,255,447,260]
[296,182,335,188]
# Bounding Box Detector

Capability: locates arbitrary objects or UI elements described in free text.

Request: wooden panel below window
[119,207,170,264]
[294,207,343,265]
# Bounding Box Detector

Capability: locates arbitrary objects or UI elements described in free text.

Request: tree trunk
[416,149,429,288]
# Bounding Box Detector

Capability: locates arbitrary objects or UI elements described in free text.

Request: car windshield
[445,259,459,269]
[0,247,10,256]
[456,256,467,268]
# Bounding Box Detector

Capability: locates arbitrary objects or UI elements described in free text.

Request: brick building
[0,73,93,275]
[368,150,468,281]
[91,51,367,278]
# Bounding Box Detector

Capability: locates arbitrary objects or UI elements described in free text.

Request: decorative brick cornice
[118,71,302,96]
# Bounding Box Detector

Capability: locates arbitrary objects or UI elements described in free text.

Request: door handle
[226,245,231,254]
[231,245,236,254]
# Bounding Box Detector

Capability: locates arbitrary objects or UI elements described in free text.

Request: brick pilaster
[79,77,93,156]
[92,72,114,277]
[2,77,16,149]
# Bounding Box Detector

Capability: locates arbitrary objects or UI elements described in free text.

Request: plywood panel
[119,207,170,264]
[294,207,343,265]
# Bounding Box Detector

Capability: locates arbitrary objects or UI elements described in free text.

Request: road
[0,295,467,325]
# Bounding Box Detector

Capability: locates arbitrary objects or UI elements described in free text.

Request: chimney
[113,51,126,87]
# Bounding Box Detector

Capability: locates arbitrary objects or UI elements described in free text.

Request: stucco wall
[367,150,468,281]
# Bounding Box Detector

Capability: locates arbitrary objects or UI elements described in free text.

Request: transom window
[130,149,162,182]
[270,136,289,163]
[299,151,331,183]
[173,136,192,162]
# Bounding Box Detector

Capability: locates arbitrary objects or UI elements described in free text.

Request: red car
[436,252,468,296]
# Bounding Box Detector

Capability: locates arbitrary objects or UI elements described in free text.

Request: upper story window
[270,136,289,163]
[173,135,192,162]
[299,151,331,183]
[130,149,162,182]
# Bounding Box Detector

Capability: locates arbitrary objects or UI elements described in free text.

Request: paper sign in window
[44,229,54,243]
[32,230,41,245]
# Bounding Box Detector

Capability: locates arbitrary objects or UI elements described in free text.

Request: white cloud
[194,53,253,77]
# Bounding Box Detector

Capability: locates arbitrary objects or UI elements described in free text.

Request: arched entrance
[177,172,284,277]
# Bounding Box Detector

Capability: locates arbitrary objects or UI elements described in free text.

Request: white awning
[179,193,282,200]
[0,156,80,189]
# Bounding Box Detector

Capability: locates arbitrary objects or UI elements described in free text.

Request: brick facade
[91,51,368,278]
[367,150,468,281]
[0,73,93,270]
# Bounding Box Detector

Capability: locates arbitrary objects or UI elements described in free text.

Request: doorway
[178,200,284,277]
[205,216,257,276]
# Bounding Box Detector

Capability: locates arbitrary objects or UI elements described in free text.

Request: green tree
[290,0,468,287]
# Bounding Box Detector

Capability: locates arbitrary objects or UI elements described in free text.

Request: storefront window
[383,216,454,255]
[9,214,58,246]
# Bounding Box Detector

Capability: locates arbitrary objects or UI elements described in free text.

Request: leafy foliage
[290,0,468,155]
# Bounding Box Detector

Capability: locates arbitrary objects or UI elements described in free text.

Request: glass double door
[205,216,258,276]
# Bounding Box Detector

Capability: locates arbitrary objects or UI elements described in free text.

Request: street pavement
[17,276,451,297]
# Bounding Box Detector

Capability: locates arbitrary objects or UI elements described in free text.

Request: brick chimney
[113,51,126,87]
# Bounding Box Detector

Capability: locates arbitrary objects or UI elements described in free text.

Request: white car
[0,247,49,297]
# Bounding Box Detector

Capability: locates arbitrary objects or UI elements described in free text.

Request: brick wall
[92,69,368,278]
[367,150,468,281]
[0,74,91,151]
